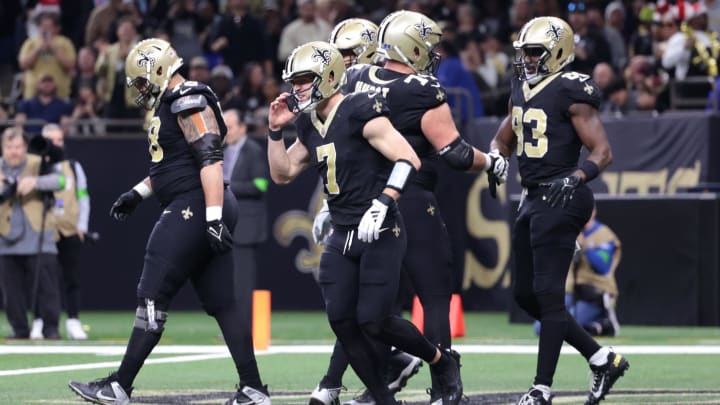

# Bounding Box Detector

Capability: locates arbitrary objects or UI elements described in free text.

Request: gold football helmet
[513,16,575,84]
[125,38,184,110]
[330,18,379,67]
[376,10,442,75]
[282,41,346,112]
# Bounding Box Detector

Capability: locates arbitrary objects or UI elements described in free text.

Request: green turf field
[1,311,719,404]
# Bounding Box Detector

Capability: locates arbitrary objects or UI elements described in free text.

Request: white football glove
[312,200,332,244]
[487,150,509,184]
[357,198,390,243]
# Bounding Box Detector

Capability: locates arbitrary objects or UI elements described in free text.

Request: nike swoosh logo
[179,87,191,95]
[162,210,172,215]
[96,390,119,402]
[378,227,389,233]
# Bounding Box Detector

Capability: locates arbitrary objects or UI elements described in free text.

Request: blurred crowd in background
[1,0,720,138]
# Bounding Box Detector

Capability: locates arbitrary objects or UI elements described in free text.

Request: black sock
[215,306,263,389]
[330,319,393,404]
[117,327,162,391]
[361,315,437,363]
[534,293,568,387]
[321,340,349,388]
[420,294,451,349]
[565,315,601,360]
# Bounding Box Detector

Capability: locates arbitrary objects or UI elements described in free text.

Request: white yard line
[1,344,720,377]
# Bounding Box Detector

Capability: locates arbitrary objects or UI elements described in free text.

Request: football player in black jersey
[312,11,510,405]
[268,41,462,405]
[489,17,629,405]
[68,39,270,405]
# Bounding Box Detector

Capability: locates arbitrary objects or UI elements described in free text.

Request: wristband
[268,128,283,141]
[579,160,600,183]
[377,192,395,206]
[132,181,153,199]
[206,206,223,221]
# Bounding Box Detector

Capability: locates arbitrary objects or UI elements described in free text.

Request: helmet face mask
[282,41,346,113]
[377,11,443,75]
[125,38,184,110]
[512,16,575,84]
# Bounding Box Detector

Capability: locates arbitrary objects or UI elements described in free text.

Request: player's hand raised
[109,190,143,221]
[540,175,582,208]
[206,219,233,253]
[268,93,298,131]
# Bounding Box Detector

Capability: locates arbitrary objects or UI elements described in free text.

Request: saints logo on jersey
[373,99,383,113]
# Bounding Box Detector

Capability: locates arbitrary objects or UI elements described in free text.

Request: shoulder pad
[559,71,602,109]
[171,94,208,114]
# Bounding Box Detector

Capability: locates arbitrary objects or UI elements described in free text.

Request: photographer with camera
[28,124,92,340]
[0,127,64,339]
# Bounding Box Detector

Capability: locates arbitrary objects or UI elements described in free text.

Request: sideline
[2,344,720,377]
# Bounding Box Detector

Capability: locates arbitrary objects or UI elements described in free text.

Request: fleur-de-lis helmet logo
[545,23,565,48]
[312,46,331,66]
[414,19,432,39]
[361,28,376,44]
[136,49,156,68]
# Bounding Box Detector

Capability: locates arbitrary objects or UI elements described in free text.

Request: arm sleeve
[74,161,90,233]
[584,241,616,275]
[35,172,63,191]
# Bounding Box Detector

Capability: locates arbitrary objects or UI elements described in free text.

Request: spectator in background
[85,0,142,51]
[188,56,211,85]
[0,0,22,100]
[625,55,665,111]
[436,38,485,122]
[71,47,98,101]
[509,0,533,43]
[18,12,76,100]
[14,75,73,135]
[592,62,616,98]
[652,6,679,62]
[208,0,272,76]
[456,3,480,36]
[30,124,91,340]
[587,2,627,72]
[223,109,269,344]
[628,4,656,58]
[239,62,266,115]
[163,0,205,62]
[70,84,104,136]
[210,64,244,110]
[95,17,141,121]
[662,3,715,80]
[567,1,613,75]
[704,0,720,35]
[601,77,635,116]
[0,127,64,340]
[277,0,332,62]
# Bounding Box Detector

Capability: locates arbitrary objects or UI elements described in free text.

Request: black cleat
[585,351,629,405]
[68,372,132,405]
[226,385,272,405]
[516,388,552,405]
[429,349,463,405]
[387,350,422,394]
[342,389,375,405]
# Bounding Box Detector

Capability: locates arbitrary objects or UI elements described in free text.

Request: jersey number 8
[147,116,164,163]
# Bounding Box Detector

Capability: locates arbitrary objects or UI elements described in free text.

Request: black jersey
[147,81,227,206]
[509,71,602,187]
[344,65,446,191]
[295,92,391,228]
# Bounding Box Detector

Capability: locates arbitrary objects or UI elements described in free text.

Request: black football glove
[109,190,143,221]
[540,175,582,208]
[206,219,233,253]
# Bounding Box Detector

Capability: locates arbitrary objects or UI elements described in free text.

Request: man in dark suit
[223,109,269,325]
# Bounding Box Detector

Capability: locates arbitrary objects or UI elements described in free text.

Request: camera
[0,177,17,203]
